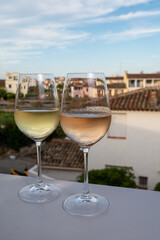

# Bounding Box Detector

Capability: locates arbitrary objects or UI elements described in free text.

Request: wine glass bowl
[14,74,61,203]
[60,73,111,216]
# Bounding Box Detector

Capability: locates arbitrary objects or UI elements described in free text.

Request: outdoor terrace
[0,173,160,240]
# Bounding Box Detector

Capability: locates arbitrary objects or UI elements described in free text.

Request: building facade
[106,76,127,97]
[5,73,65,94]
[55,77,65,85]
[5,72,19,94]
[89,87,160,190]
[124,71,160,92]
[5,71,160,96]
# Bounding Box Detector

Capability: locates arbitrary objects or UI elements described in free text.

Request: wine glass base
[18,183,61,203]
[63,193,109,217]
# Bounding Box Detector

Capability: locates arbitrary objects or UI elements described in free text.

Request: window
[129,80,135,87]
[139,176,148,189]
[137,80,143,87]
[14,76,18,80]
[9,84,12,88]
[9,76,12,79]
[117,89,123,95]
[137,80,140,87]
[154,80,160,86]
[146,80,152,86]
[115,90,118,95]
[108,112,127,139]
[24,86,26,89]
[86,87,88,92]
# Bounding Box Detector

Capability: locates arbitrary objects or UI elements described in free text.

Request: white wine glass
[60,73,111,216]
[14,73,61,203]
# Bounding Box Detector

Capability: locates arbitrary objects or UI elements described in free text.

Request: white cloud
[36,0,150,18]
[0,21,89,61]
[87,10,160,23]
[0,16,37,25]
[151,55,160,59]
[0,0,150,21]
[101,28,160,42]
[2,60,21,64]
[0,0,153,64]
[0,49,43,61]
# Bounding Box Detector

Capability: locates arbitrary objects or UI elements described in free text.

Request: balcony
[0,173,160,240]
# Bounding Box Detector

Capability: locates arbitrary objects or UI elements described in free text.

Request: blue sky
[0,0,160,78]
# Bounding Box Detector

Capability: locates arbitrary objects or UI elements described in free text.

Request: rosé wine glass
[60,73,111,216]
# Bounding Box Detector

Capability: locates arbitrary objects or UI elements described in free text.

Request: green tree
[0,122,66,153]
[77,167,137,188]
[57,83,64,103]
[154,182,160,191]
[4,92,15,100]
[0,88,7,99]
[0,124,32,151]
[57,83,63,93]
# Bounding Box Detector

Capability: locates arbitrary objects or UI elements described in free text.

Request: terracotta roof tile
[41,138,84,170]
[106,76,123,80]
[0,80,5,88]
[110,87,160,111]
[126,73,160,79]
[107,83,126,89]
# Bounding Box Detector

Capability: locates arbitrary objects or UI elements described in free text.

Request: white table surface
[0,173,160,240]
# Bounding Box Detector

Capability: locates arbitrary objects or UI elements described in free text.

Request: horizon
[0,0,160,79]
[1,70,160,80]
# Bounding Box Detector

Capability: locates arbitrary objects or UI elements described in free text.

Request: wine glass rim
[65,73,106,81]
[19,73,54,76]
[66,72,105,75]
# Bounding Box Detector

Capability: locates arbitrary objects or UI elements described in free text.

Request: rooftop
[41,138,84,170]
[0,80,5,88]
[0,139,84,174]
[110,87,160,111]
[108,83,126,89]
[125,72,160,79]
[106,76,123,80]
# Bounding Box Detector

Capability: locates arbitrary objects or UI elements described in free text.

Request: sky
[0,0,160,78]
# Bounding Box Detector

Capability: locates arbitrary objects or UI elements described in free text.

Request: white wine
[60,111,111,147]
[14,109,60,141]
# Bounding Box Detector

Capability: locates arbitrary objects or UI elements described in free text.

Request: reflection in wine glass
[60,73,111,216]
[14,74,61,203]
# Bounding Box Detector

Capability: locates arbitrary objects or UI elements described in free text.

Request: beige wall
[5,73,36,96]
[5,73,19,94]
[89,111,160,190]
[123,71,128,89]
[124,72,160,91]
[109,89,125,96]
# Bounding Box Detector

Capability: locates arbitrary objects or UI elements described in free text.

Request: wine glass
[60,72,111,216]
[14,73,61,203]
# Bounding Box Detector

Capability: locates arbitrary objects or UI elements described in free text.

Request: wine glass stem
[36,141,43,186]
[82,148,89,195]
